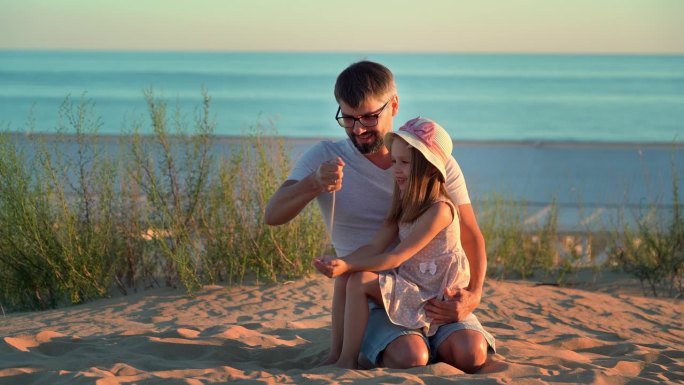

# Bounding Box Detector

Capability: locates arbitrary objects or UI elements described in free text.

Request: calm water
[1,51,683,230]
[1,51,683,142]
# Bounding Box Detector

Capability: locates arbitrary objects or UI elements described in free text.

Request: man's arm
[264,177,322,226]
[458,204,487,296]
[264,157,344,226]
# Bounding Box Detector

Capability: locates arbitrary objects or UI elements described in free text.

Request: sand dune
[1,275,682,384]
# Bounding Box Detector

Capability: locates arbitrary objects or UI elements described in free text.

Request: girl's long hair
[386,141,453,224]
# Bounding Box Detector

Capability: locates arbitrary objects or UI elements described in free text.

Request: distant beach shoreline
[6,129,683,233]
[5,130,683,149]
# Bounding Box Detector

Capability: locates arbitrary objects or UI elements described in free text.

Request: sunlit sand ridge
[0,275,682,384]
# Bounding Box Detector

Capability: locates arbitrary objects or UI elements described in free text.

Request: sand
[1,275,682,385]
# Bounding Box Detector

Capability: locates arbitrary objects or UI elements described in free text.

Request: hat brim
[385,131,447,182]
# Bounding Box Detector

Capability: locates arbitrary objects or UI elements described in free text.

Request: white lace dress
[378,199,470,336]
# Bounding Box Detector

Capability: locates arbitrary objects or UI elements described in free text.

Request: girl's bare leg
[336,271,383,369]
[320,274,349,365]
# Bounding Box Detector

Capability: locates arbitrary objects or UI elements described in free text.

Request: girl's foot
[335,358,359,369]
[317,354,339,367]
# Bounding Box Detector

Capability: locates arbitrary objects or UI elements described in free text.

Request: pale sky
[1,0,683,53]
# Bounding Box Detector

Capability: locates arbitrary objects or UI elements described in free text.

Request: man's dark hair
[334,61,395,108]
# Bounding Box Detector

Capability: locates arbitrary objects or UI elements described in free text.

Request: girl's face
[390,138,412,193]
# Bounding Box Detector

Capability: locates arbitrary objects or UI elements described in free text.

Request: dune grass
[478,195,587,284]
[606,154,683,298]
[0,93,681,311]
[0,93,327,311]
[478,153,683,298]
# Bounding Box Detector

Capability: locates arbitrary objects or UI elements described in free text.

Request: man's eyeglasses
[335,96,394,128]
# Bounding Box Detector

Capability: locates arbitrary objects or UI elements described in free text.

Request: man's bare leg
[380,334,430,368]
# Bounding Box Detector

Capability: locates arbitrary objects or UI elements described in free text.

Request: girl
[313,117,471,369]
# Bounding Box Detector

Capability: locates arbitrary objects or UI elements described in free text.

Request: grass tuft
[0,92,327,311]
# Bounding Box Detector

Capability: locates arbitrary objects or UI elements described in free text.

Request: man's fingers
[330,159,344,186]
[425,307,451,323]
[318,159,345,191]
[425,300,447,315]
[424,302,436,315]
[444,287,463,299]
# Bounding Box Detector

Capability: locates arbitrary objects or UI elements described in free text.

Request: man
[264,61,494,373]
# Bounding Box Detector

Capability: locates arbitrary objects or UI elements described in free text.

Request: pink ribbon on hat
[398,117,447,160]
[400,117,434,143]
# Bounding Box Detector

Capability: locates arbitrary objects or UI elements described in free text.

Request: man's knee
[455,345,487,374]
[439,330,488,373]
[381,335,429,369]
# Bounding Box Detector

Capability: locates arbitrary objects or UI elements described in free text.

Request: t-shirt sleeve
[445,156,471,205]
[288,142,327,181]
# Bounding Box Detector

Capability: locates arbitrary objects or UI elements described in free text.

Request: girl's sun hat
[384,117,453,181]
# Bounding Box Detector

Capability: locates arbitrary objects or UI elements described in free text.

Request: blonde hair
[386,138,453,224]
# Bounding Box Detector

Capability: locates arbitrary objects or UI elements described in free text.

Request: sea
[1,51,683,230]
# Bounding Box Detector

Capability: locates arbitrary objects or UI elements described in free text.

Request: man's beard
[348,131,385,154]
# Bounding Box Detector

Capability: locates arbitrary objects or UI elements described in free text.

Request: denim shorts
[360,302,496,366]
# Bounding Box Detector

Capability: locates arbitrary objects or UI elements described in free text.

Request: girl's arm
[313,218,399,277]
[345,219,400,260]
[326,202,453,277]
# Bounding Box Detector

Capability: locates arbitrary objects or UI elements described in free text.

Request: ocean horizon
[1,50,683,143]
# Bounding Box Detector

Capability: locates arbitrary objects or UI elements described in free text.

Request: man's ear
[391,95,399,117]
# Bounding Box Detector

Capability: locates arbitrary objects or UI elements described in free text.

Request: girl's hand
[326,258,349,278]
[312,256,349,278]
[312,255,334,277]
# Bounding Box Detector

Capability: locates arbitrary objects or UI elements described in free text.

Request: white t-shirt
[288,138,471,257]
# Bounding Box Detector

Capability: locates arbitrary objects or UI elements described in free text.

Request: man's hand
[312,256,349,278]
[315,157,345,192]
[424,287,481,324]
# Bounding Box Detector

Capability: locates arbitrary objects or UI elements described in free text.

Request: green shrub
[0,96,120,309]
[479,194,560,280]
[0,92,327,311]
[203,126,327,285]
[607,154,683,298]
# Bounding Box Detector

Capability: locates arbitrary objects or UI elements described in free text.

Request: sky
[1,0,683,53]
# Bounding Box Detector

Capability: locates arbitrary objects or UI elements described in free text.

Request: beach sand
[1,274,682,385]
